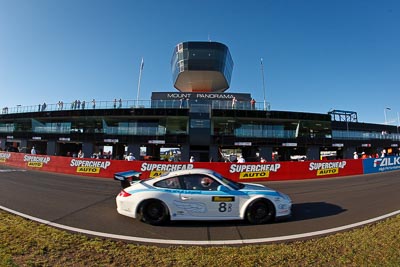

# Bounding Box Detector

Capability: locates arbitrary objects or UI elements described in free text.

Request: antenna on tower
[208,33,211,42]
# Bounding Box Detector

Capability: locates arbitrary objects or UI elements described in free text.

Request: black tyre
[139,199,169,225]
[245,199,275,224]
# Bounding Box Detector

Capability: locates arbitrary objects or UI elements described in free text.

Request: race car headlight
[278,203,291,210]
[278,192,291,201]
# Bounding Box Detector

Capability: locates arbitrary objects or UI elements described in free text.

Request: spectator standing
[237,155,245,163]
[31,146,37,155]
[126,153,136,161]
[232,97,237,109]
[250,98,256,110]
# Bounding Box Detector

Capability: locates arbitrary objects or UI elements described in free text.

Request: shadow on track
[291,202,346,221]
[134,202,345,228]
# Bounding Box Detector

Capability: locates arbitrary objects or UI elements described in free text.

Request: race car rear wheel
[245,199,275,224]
[139,199,169,225]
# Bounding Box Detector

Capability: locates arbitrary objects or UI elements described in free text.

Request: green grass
[1,210,399,266]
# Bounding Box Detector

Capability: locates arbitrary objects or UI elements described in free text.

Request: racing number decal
[212,196,235,213]
[218,202,232,213]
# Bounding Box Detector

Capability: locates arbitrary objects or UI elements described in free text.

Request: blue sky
[1,0,399,124]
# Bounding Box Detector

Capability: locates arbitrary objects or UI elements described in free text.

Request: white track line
[1,205,399,245]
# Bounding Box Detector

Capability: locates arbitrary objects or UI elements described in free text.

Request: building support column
[127,143,141,160]
[344,146,356,159]
[0,138,5,150]
[82,142,94,158]
[306,146,320,161]
[209,145,219,162]
[20,140,28,151]
[180,144,190,162]
[47,140,56,156]
[259,146,273,162]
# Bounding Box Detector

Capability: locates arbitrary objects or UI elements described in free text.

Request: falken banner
[363,156,400,174]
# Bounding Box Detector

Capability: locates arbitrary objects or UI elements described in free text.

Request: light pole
[260,58,267,111]
[136,58,144,108]
[384,107,391,124]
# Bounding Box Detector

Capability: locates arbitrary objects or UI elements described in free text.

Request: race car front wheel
[245,199,275,224]
[139,199,169,225]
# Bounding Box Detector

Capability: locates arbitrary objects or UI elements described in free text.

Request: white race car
[115,168,292,225]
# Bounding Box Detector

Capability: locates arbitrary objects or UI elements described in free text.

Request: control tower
[171,41,233,92]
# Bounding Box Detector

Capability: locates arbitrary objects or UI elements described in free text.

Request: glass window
[182,174,220,191]
[154,177,181,189]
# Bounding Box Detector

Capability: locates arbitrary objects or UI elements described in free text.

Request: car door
[178,174,240,219]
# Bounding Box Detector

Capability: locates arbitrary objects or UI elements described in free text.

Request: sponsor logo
[23,155,51,164]
[77,167,101,174]
[372,157,400,172]
[149,171,166,178]
[27,162,43,168]
[373,157,400,167]
[212,196,235,202]
[23,155,51,168]
[230,164,281,180]
[240,171,270,179]
[140,163,194,172]
[0,153,11,161]
[316,168,339,176]
[309,161,346,176]
[70,159,111,174]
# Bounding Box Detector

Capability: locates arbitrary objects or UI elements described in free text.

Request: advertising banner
[363,156,400,174]
[0,152,365,182]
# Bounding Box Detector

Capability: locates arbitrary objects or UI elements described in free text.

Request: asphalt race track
[0,165,399,246]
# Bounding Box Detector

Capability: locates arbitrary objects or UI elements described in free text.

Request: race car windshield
[212,171,242,190]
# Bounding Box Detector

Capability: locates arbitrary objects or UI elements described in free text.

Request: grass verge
[1,210,399,266]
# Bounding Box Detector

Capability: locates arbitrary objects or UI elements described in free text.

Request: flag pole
[136,58,144,107]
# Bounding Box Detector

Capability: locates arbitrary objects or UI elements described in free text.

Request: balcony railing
[1,99,269,115]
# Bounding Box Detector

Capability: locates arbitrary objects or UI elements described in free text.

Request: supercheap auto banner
[0,152,365,182]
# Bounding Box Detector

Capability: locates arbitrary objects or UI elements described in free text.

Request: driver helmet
[201,177,213,187]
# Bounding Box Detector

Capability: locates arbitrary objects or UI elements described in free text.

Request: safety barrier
[1,152,399,182]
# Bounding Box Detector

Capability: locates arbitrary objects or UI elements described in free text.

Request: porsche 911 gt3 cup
[115,168,291,225]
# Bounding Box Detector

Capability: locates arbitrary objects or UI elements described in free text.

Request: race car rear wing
[114,170,141,188]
